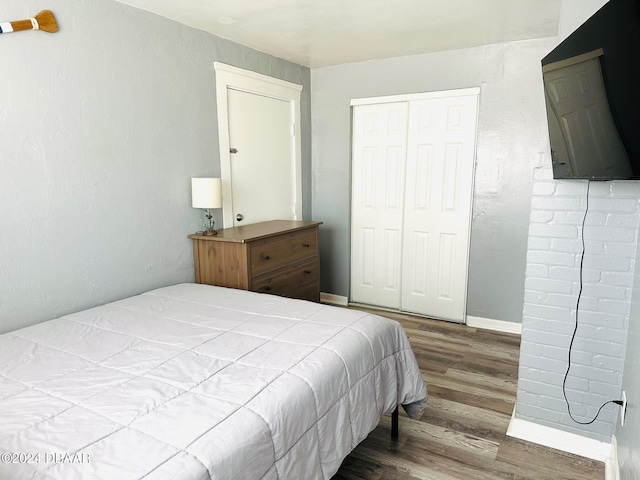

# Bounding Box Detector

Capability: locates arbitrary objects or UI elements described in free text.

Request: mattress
[0,283,427,480]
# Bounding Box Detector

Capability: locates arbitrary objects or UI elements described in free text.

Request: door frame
[349,87,480,322]
[214,62,303,227]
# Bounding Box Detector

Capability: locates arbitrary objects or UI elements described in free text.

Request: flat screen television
[542,0,640,180]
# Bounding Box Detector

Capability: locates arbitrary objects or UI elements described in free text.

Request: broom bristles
[35,10,58,33]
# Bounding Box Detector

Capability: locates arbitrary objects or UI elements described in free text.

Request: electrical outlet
[621,391,627,427]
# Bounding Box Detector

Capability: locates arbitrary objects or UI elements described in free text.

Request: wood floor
[332,308,605,480]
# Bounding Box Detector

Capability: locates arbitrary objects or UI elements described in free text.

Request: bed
[0,283,427,480]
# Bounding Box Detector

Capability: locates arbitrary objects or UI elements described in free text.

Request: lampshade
[191,178,222,209]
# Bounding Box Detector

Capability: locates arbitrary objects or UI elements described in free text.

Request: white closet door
[350,102,408,308]
[401,94,478,322]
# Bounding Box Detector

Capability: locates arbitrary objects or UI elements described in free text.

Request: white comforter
[0,283,427,480]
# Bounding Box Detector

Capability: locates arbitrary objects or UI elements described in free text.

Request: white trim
[350,87,480,106]
[605,435,620,480]
[214,62,303,228]
[507,409,611,462]
[466,316,522,335]
[320,293,348,306]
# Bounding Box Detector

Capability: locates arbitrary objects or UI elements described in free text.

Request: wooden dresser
[188,220,323,302]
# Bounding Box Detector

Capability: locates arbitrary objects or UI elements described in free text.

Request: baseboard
[506,408,611,462]
[605,435,620,480]
[466,315,522,334]
[320,292,348,306]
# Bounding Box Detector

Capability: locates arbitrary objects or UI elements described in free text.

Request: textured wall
[311,38,555,323]
[517,171,639,442]
[0,0,310,334]
[617,227,640,477]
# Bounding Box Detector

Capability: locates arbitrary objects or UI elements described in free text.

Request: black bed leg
[391,406,399,439]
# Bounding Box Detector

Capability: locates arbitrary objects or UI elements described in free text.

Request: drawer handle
[263,255,270,260]
[303,243,311,248]
[304,270,312,275]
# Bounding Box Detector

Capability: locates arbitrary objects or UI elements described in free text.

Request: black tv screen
[542,0,640,180]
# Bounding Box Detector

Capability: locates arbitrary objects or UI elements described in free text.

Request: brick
[582,211,607,226]
[565,364,621,384]
[590,355,624,371]
[597,298,632,315]
[605,242,638,257]
[584,255,633,273]
[548,265,580,281]
[529,210,554,223]
[524,289,548,304]
[583,225,637,242]
[577,309,628,328]
[532,182,556,196]
[533,167,554,180]
[545,292,581,308]
[525,263,549,278]
[549,238,583,253]
[521,329,572,348]
[517,378,562,398]
[525,277,574,294]
[586,380,622,396]
[522,316,571,336]
[606,212,640,228]
[589,197,638,213]
[601,271,634,287]
[526,251,577,267]
[519,341,544,356]
[551,210,593,225]
[516,404,563,424]
[580,284,628,301]
[584,240,605,254]
[608,183,640,198]
[527,237,552,250]
[529,223,578,239]
[541,344,572,363]
[522,304,574,323]
[538,370,566,386]
[530,196,583,211]
[555,181,588,196]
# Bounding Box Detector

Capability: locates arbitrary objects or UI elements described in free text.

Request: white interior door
[227,89,295,226]
[401,94,478,322]
[350,89,478,323]
[214,62,303,228]
[350,102,408,309]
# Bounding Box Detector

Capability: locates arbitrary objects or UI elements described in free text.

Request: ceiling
[114,0,562,68]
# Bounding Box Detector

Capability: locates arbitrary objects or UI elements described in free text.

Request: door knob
[236,213,244,222]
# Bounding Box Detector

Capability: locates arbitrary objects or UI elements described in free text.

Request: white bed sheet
[0,283,427,480]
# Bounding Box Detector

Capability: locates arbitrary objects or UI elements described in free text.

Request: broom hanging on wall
[0,10,58,34]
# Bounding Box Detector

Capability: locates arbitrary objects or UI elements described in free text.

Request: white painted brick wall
[516,168,640,442]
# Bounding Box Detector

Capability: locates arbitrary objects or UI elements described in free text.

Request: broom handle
[11,18,39,31]
[0,19,35,33]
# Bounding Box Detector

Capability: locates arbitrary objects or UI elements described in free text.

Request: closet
[350,88,479,322]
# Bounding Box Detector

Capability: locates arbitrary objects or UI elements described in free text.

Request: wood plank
[331,306,604,480]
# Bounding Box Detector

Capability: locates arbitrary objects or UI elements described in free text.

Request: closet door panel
[350,102,408,308]
[401,94,478,322]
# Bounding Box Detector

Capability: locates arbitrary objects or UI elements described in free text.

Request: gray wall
[618,233,640,477]
[311,39,555,323]
[0,0,310,334]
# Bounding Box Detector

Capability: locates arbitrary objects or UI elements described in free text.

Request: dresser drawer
[251,258,318,296]
[250,229,318,275]
[189,220,322,303]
